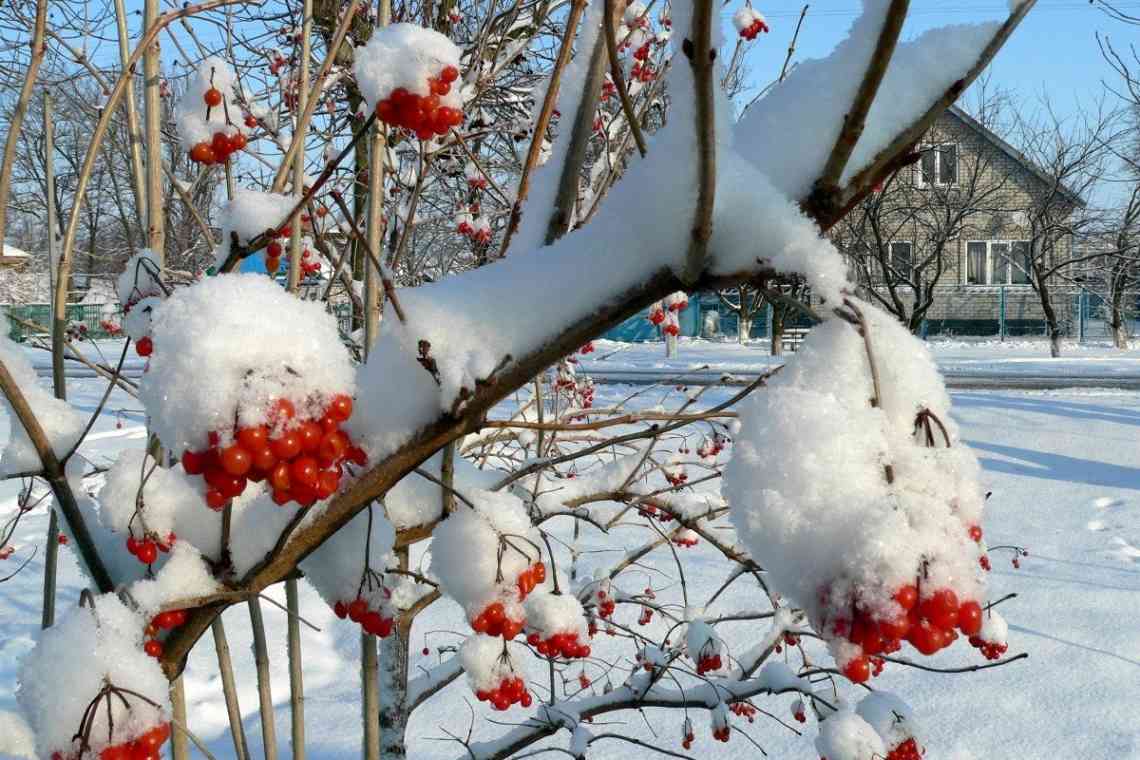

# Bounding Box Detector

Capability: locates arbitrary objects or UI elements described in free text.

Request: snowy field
[1,373,1138,759]
[582,337,1140,380]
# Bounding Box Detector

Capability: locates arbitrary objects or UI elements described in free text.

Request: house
[833,104,1087,337]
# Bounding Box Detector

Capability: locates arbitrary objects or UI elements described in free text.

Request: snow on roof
[1,244,29,259]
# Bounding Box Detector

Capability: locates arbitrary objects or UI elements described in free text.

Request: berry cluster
[831,584,984,682]
[456,206,492,244]
[335,597,395,638]
[475,675,532,711]
[695,651,722,675]
[671,529,699,548]
[886,738,924,760]
[189,128,248,166]
[125,532,176,566]
[526,630,591,659]
[70,723,171,760]
[594,588,616,618]
[696,434,728,459]
[181,394,364,509]
[680,719,695,750]
[712,725,731,742]
[470,600,524,639]
[739,16,768,39]
[374,65,463,140]
[630,62,656,82]
[515,561,546,599]
[729,701,757,722]
[142,608,187,659]
[664,465,688,487]
[968,633,1008,661]
[637,606,653,625]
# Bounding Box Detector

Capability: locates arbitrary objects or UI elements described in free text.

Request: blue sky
[734,1,1140,116]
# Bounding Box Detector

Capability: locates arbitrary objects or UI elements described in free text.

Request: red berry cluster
[374,65,463,140]
[665,467,688,487]
[125,532,176,566]
[99,319,123,336]
[526,630,591,659]
[64,723,171,760]
[831,585,985,682]
[886,738,924,760]
[739,17,769,40]
[594,588,616,618]
[968,633,1007,661]
[729,701,757,723]
[695,652,722,675]
[470,600,524,639]
[578,341,595,354]
[335,597,394,638]
[680,720,695,750]
[298,247,322,277]
[696,434,728,459]
[637,606,653,625]
[189,129,248,166]
[475,675,532,711]
[671,530,698,548]
[712,725,731,742]
[181,394,365,509]
[515,561,546,599]
[143,609,187,659]
[630,62,656,82]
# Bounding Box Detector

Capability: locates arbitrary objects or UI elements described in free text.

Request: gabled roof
[945,104,1086,208]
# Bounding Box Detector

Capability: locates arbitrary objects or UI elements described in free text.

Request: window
[889,241,913,280]
[965,241,1032,285]
[917,144,958,187]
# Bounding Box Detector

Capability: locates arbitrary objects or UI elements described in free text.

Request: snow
[736,0,1002,199]
[212,190,297,266]
[511,5,603,256]
[724,306,988,651]
[814,709,886,760]
[17,594,167,758]
[300,504,396,611]
[96,450,199,538]
[0,330,83,476]
[3,352,1140,759]
[139,273,355,455]
[127,541,220,615]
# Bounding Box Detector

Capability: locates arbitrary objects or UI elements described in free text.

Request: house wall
[833,109,1080,334]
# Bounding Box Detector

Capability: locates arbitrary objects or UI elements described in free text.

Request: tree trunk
[1110,279,1130,350]
[1034,273,1062,358]
[738,313,750,343]
[378,623,411,759]
[665,332,677,358]
[770,307,785,356]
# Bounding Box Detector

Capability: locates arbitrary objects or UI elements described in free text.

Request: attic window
[917,143,957,187]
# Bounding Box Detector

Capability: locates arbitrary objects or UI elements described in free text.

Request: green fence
[2,303,123,342]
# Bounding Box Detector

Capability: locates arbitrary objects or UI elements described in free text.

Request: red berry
[842,656,871,683]
[220,445,252,476]
[297,421,323,453]
[290,456,319,488]
[136,541,158,564]
[894,584,918,611]
[441,65,459,83]
[269,397,296,424]
[189,142,215,164]
[348,599,368,622]
[270,432,302,460]
[237,426,269,451]
[328,394,353,422]
[267,241,284,259]
[144,639,164,658]
[205,489,228,510]
[920,589,960,631]
[958,600,983,636]
[135,336,154,357]
[203,88,223,107]
[181,449,206,474]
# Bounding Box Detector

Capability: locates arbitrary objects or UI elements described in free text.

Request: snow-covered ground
[582,337,1140,380]
[1,377,1139,759]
